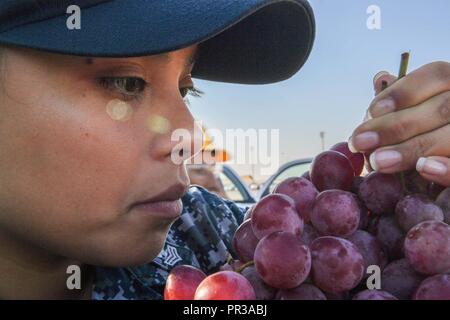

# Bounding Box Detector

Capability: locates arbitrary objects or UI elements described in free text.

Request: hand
[349,61,450,187]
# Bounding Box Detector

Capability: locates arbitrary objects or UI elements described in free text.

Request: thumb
[416,156,450,187]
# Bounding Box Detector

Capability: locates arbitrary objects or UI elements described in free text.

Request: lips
[130,183,189,219]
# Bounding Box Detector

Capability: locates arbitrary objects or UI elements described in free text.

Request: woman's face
[0,44,202,267]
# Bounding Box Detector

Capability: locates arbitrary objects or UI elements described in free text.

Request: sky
[188,0,450,182]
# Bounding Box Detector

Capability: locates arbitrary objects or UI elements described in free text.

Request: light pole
[320,131,325,151]
[250,146,255,180]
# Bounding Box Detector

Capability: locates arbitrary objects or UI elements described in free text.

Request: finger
[368,61,450,118]
[349,91,450,152]
[417,156,450,187]
[368,124,450,173]
[364,72,397,122]
[373,71,397,96]
[364,152,374,172]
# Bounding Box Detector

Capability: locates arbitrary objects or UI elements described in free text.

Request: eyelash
[98,77,203,101]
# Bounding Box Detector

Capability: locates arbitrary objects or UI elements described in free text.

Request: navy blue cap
[0,0,315,84]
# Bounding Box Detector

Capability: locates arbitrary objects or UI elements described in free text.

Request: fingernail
[370,150,402,171]
[348,137,357,153]
[373,71,390,84]
[370,98,396,118]
[416,157,448,176]
[350,131,380,152]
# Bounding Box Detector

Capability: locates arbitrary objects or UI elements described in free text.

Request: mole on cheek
[106,99,133,121]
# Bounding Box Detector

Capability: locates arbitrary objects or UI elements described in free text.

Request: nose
[148,95,203,165]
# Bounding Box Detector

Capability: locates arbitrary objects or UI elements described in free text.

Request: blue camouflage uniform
[92,186,245,300]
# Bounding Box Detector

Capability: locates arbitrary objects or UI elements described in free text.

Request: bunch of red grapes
[164,142,450,300]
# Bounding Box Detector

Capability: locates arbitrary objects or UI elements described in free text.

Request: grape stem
[398,52,410,79]
[235,261,255,274]
[226,253,234,266]
[397,52,411,195]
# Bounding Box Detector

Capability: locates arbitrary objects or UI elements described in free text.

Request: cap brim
[0,0,315,84]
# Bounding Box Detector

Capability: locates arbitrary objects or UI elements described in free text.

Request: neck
[0,229,94,300]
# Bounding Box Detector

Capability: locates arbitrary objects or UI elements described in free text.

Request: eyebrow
[156,49,199,70]
[84,49,199,70]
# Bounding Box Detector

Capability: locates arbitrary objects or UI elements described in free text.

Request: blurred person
[187,126,229,198]
[187,164,228,199]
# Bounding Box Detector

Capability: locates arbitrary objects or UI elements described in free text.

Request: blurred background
[186,0,450,205]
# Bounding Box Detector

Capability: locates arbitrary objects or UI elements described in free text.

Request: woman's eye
[180,86,204,99]
[99,77,147,97]
[179,87,190,98]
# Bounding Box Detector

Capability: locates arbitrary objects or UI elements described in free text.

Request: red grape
[412,274,450,300]
[351,176,364,195]
[373,215,405,260]
[254,231,311,289]
[164,265,206,300]
[194,271,256,300]
[404,170,429,195]
[251,193,304,239]
[330,142,365,176]
[241,265,277,300]
[348,230,388,273]
[352,289,398,300]
[395,194,444,232]
[310,151,355,192]
[310,190,360,237]
[436,188,450,224]
[404,221,450,275]
[276,283,327,300]
[358,172,404,215]
[381,259,424,300]
[300,224,320,246]
[310,236,364,293]
[232,219,259,262]
[273,177,318,223]
[302,171,311,181]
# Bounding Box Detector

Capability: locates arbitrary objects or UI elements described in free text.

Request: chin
[84,246,163,268]
[85,232,168,268]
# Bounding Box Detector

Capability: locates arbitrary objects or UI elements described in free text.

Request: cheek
[0,59,178,266]
[0,91,142,231]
